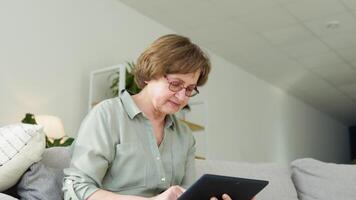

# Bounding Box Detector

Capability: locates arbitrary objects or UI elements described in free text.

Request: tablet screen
[178,174,268,200]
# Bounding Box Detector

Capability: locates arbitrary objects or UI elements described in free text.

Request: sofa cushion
[0,123,45,191]
[291,158,356,200]
[17,161,64,200]
[196,160,299,200]
[41,146,71,169]
[16,147,71,200]
[17,147,70,200]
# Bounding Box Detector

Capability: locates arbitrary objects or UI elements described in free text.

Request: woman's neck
[132,89,166,123]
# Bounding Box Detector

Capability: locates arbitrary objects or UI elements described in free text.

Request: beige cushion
[0,123,45,191]
[291,158,356,200]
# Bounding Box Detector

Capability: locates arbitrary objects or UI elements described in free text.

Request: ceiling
[119,0,356,126]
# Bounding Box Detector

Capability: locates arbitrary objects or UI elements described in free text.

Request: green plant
[21,113,37,124]
[21,113,74,148]
[46,136,74,148]
[109,61,141,96]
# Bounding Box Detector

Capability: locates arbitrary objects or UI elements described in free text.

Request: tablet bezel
[178,174,269,200]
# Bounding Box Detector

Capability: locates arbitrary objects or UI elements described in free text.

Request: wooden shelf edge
[179,119,205,132]
[195,155,206,160]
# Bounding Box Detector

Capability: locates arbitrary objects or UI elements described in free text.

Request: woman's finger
[177,186,186,193]
[222,193,232,200]
[170,185,185,198]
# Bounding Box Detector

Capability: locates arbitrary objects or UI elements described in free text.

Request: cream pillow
[0,123,45,191]
[291,158,356,200]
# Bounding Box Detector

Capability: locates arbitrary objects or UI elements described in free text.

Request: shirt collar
[120,90,176,129]
[165,114,175,129]
[120,90,141,119]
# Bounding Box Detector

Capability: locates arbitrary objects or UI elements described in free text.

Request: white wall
[0,0,350,164]
[199,55,349,164]
[0,0,171,135]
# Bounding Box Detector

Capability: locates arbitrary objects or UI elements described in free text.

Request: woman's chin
[165,108,180,115]
[162,105,180,114]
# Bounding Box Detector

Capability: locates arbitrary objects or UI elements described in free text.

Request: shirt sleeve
[63,101,117,200]
[181,129,197,189]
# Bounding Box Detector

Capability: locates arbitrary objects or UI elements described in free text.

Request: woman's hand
[210,194,231,200]
[210,194,257,200]
[150,185,186,200]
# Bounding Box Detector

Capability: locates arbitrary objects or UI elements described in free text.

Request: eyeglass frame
[164,75,200,97]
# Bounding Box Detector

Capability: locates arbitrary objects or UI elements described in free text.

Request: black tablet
[178,174,269,200]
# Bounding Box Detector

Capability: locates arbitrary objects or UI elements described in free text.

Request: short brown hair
[133,34,211,89]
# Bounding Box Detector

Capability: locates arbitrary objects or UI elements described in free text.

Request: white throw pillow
[291,158,356,200]
[0,193,18,200]
[0,123,45,191]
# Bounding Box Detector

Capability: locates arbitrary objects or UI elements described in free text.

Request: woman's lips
[168,100,180,108]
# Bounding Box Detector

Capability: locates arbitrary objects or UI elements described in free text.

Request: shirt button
[161,177,166,182]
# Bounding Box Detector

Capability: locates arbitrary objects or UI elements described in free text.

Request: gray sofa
[1,147,355,200]
[0,147,71,200]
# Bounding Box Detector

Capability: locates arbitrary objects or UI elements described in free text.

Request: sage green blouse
[63,91,196,200]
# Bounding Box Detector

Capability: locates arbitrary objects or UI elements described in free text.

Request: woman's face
[146,70,201,115]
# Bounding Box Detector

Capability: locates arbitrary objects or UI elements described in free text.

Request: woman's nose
[175,89,187,101]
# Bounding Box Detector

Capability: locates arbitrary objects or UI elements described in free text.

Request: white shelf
[88,64,126,111]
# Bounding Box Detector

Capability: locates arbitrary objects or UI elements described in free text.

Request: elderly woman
[63,34,234,200]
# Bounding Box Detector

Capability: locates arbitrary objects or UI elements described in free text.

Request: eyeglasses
[165,76,199,97]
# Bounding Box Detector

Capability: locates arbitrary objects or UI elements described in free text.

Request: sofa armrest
[41,147,71,169]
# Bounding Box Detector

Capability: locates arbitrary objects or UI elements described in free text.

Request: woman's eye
[170,81,182,87]
[186,86,195,92]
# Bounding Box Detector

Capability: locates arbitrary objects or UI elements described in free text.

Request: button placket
[145,120,167,186]
[156,153,166,185]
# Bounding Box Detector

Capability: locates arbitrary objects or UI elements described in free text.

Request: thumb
[177,186,186,193]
